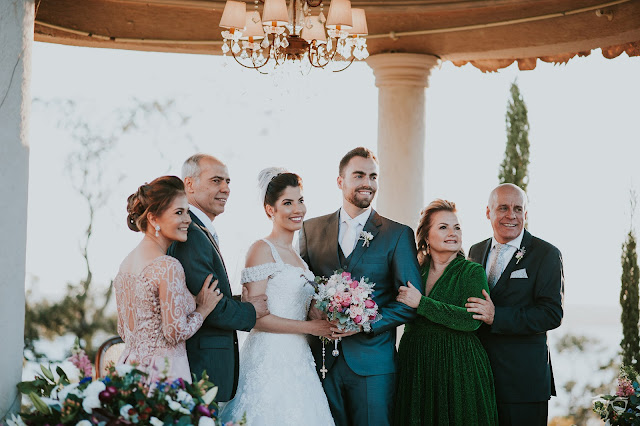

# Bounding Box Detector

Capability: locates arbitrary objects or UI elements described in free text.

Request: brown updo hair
[126,176,186,233]
[416,199,464,266]
[263,173,303,217]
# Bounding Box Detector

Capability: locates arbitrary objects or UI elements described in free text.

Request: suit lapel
[348,209,382,271]
[479,239,492,268]
[319,210,341,271]
[493,230,532,293]
[190,212,227,273]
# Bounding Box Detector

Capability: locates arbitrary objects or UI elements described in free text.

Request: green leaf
[29,392,52,415]
[16,380,39,395]
[56,366,70,386]
[40,364,55,382]
[176,415,192,426]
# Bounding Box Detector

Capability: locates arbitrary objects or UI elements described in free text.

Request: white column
[366,53,439,229]
[0,0,33,419]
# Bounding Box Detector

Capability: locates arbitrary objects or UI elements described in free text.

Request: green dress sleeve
[416,262,488,332]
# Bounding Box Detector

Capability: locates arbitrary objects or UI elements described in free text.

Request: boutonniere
[515,247,526,264]
[359,231,374,247]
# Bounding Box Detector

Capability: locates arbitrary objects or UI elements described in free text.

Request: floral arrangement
[313,270,381,334]
[358,231,374,248]
[515,247,526,264]
[9,341,244,426]
[593,365,640,425]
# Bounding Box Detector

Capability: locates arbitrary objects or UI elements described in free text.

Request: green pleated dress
[394,255,498,426]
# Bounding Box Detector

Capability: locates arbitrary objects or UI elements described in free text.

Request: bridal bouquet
[313,270,381,334]
[10,341,245,426]
[593,365,640,425]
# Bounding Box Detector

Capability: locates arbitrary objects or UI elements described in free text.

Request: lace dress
[220,240,335,426]
[114,255,203,382]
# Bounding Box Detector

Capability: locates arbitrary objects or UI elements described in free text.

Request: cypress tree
[499,81,530,192]
[621,193,640,367]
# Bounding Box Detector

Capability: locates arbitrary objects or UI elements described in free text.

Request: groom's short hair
[339,147,378,176]
[182,153,222,182]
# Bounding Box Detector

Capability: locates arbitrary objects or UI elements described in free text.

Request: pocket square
[510,269,528,279]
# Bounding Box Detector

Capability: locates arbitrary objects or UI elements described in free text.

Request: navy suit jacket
[167,212,256,402]
[300,209,423,376]
[468,229,564,403]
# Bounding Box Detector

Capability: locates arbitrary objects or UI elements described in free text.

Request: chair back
[95,336,125,378]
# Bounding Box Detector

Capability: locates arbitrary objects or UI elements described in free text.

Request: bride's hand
[196,274,224,318]
[306,319,333,339]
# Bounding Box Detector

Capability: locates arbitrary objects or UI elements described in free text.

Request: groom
[300,147,423,426]
[168,153,269,403]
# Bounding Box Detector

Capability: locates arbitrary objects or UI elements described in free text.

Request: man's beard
[347,188,376,208]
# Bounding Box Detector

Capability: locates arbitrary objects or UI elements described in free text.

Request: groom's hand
[329,320,362,339]
[242,286,270,319]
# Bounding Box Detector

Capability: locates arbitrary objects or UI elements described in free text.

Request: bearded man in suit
[466,183,564,426]
[299,147,423,426]
[168,153,269,403]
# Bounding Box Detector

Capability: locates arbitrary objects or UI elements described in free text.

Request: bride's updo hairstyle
[416,199,464,266]
[126,176,185,233]
[258,167,303,218]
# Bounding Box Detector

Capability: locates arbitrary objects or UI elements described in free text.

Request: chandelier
[219,0,369,71]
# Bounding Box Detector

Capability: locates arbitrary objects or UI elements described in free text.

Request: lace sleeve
[241,262,281,284]
[156,257,204,345]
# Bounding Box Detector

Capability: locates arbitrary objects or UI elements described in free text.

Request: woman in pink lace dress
[114,176,223,382]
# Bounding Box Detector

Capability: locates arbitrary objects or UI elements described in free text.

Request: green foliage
[499,81,530,193]
[621,228,640,368]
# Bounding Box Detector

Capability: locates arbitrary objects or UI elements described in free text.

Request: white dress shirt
[189,204,219,245]
[338,207,372,256]
[485,229,525,278]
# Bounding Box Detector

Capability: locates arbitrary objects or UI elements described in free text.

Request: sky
[23,40,640,420]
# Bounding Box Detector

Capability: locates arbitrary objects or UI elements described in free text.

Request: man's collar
[492,229,525,250]
[189,204,215,230]
[340,207,372,226]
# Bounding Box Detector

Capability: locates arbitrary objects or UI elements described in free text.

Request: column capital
[366,53,439,88]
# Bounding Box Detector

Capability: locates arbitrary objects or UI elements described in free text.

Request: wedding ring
[215,288,221,294]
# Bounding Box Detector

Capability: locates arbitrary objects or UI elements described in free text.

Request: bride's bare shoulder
[245,240,275,268]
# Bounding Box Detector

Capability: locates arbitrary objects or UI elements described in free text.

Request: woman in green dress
[394,199,498,426]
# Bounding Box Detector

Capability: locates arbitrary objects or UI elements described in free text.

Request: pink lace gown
[114,255,203,383]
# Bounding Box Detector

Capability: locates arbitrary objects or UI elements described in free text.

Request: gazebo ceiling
[34,0,640,71]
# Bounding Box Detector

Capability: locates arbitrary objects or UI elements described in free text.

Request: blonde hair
[416,199,464,266]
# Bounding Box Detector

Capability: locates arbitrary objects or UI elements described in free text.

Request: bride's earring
[426,241,430,255]
[155,225,161,237]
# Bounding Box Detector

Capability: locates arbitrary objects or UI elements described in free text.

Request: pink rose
[328,305,334,312]
[354,315,362,324]
[341,299,351,307]
[350,280,359,289]
[364,299,375,309]
[369,314,376,321]
[342,272,351,280]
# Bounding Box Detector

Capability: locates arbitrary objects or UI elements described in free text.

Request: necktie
[212,231,220,247]
[487,243,506,288]
[341,219,358,258]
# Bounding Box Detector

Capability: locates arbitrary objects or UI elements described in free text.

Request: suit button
[343,265,348,270]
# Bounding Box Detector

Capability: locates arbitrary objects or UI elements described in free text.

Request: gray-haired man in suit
[300,147,423,426]
[168,154,269,403]
[466,183,564,426]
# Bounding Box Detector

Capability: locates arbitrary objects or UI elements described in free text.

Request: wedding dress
[220,239,335,425]
[114,255,203,382]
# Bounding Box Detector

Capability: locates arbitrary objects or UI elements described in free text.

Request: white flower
[120,403,134,419]
[202,386,218,405]
[327,287,337,297]
[150,417,164,426]
[198,417,216,426]
[115,364,134,377]
[6,414,26,426]
[359,231,374,247]
[176,389,192,404]
[515,247,526,264]
[82,381,105,414]
[76,421,92,426]
[56,382,81,402]
[165,396,191,415]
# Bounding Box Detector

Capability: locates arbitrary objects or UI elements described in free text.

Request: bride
[220,168,335,425]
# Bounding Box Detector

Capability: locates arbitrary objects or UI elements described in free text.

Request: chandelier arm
[307,44,330,68]
[332,57,355,73]
[229,41,273,70]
